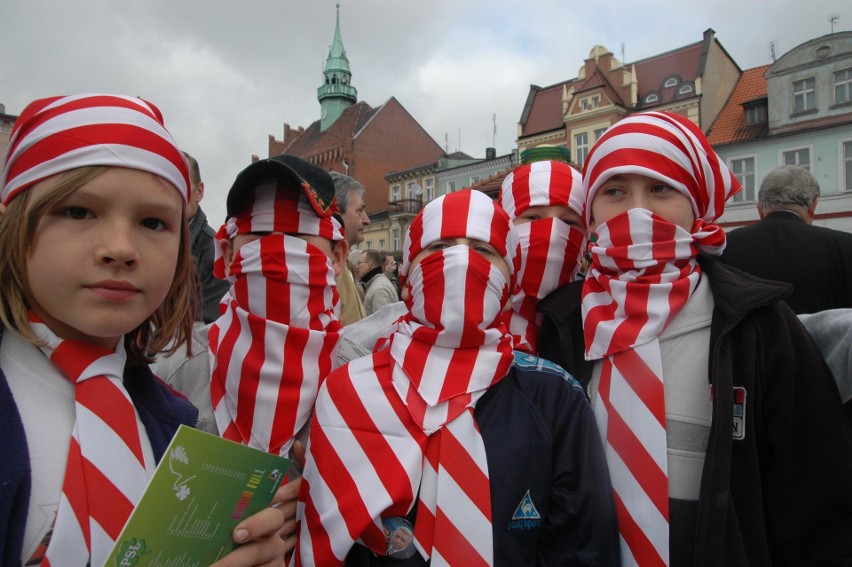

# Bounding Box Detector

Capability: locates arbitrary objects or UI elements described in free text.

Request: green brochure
[105,425,291,567]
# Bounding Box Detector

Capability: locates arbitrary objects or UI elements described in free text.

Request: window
[447,181,456,194]
[425,177,435,201]
[594,127,608,141]
[843,141,852,191]
[406,181,417,197]
[664,77,678,88]
[745,105,766,126]
[574,132,589,166]
[392,228,401,251]
[793,78,815,113]
[470,175,481,185]
[379,239,386,250]
[581,95,601,110]
[678,84,694,95]
[391,184,401,201]
[366,241,373,249]
[782,148,810,171]
[729,157,756,203]
[644,93,659,104]
[835,68,852,105]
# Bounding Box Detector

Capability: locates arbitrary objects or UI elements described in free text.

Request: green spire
[318,2,357,131]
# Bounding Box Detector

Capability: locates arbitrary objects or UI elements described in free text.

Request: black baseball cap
[226,154,339,219]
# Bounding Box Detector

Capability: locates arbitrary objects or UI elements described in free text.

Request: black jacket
[719,211,852,314]
[189,207,230,323]
[537,255,852,566]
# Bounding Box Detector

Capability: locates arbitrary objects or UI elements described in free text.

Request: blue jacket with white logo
[345,353,620,566]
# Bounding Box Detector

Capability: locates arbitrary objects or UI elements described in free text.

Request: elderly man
[330,171,369,324]
[721,165,852,314]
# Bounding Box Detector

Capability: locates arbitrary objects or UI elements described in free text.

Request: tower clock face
[322,109,328,120]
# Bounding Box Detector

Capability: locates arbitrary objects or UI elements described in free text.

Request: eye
[141,217,167,231]
[472,243,500,257]
[250,231,272,237]
[424,242,449,253]
[650,184,674,194]
[560,217,582,228]
[601,186,624,197]
[63,206,93,220]
[518,213,540,222]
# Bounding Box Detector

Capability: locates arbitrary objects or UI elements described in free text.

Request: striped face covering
[580,111,739,566]
[295,190,517,566]
[1,93,188,205]
[499,160,586,352]
[30,313,155,567]
[209,182,343,457]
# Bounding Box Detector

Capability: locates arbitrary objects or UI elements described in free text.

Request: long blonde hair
[0,166,197,365]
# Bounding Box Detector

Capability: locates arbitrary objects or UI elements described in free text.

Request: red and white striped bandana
[499,160,586,352]
[580,111,738,566]
[1,94,189,205]
[29,312,154,567]
[210,183,343,457]
[295,190,516,565]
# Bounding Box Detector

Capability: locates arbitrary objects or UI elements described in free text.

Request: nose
[361,211,371,225]
[97,220,140,267]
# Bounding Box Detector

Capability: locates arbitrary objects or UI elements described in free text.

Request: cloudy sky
[1,0,846,225]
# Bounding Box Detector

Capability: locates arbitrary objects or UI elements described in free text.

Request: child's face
[25,167,183,349]
[513,204,583,229]
[402,237,510,301]
[589,173,696,234]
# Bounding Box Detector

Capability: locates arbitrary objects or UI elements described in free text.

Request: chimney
[485,147,496,160]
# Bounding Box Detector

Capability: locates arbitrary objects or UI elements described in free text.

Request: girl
[0,94,287,566]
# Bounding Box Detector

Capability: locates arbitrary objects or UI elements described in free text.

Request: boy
[295,189,618,566]
[538,111,852,565]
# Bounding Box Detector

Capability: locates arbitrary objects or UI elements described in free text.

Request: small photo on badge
[382,517,416,560]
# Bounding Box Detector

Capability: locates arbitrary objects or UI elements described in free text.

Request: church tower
[318,2,357,131]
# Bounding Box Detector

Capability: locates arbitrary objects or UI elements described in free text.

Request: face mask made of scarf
[391,245,514,432]
[209,233,342,455]
[506,218,586,352]
[582,208,725,359]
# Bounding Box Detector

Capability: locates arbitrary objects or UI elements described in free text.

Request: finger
[271,476,300,508]
[292,440,307,468]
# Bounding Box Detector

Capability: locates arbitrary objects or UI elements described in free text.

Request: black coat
[537,256,852,566]
[719,211,852,314]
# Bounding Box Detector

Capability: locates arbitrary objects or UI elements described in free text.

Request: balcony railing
[388,198,423,217]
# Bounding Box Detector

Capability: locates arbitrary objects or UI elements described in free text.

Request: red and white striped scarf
[29,313,154,567]
[297,247,514,565]
[210,182,343,457]
[580,111,738,566]
[499,160,586,352]
[296,189,517,566]
[1,93,188,205]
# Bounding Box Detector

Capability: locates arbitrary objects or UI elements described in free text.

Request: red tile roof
[706,65,770,146]
[633,42,704,106]
[520,81,572,137]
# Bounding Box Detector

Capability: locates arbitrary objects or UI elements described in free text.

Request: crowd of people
[1,93,851,567]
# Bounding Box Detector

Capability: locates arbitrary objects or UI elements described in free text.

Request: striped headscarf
[209,180,343,457]
[1,94,188,204]
[499,160,586,352]
[580,111,739,565]
[296,189,518,565]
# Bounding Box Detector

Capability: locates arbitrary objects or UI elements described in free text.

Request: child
[295,189,618,566]
[0,94,287,566]
[499,159,586,354]
[538,111,852,565]
[208,154,347,458]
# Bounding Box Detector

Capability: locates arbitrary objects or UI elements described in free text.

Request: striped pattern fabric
[209,234,341,457]
[582,111,740,226]
[1,93,188,205]
[30,315,153,567]
[580,111,738,566]
[499,159,584,221]
[296,190,517,565]
[499,160,586,352]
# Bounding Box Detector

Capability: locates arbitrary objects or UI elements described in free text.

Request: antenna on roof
[445,132,448,153]
[620,42,625,62]
[829,14,840,33]
[769,41,777,63]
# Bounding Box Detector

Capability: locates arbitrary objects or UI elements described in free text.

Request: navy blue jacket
[345,353,620,566]
[0,330,198,565]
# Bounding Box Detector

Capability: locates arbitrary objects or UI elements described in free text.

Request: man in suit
[721,165,852,314]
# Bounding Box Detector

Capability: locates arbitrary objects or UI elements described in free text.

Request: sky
[1,0,847,226]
